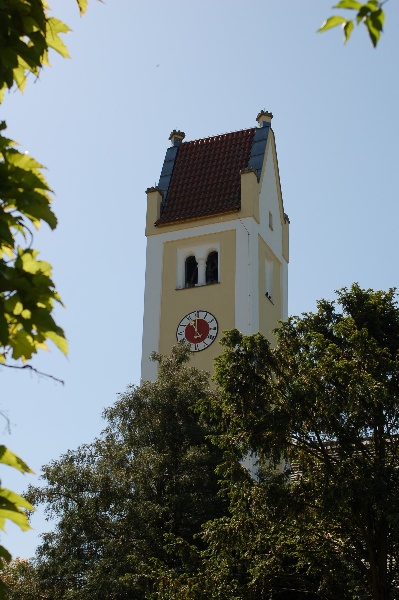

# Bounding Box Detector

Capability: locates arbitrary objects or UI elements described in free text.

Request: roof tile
[156,127,256,226]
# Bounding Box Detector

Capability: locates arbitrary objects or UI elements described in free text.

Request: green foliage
[0,448,34,599]
[0,121,67,362]
[1,558,42,600]
[318,0,386,47]
[12,346,225,599]
[0,0,88,101]
[182,285,399,599]
[0,0,89,363]
[0,0,88,596]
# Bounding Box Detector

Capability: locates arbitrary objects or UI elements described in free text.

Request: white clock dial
[176,310,218,352]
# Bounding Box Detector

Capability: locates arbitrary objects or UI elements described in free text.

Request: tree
[319,0,387,47]
[0,0,88,594]
[178,284,399,600]
[1,558,41,600]
[14,346,225,599]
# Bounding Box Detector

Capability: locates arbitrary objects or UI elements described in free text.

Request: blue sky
[1,0,398,559]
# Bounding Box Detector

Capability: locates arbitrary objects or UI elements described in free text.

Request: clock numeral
[209,334,216,340]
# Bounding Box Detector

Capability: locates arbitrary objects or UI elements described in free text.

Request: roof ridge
[182,126,255,145]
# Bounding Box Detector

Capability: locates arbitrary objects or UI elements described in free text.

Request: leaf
[333,0,362,10]
[46,330,68,356]
[365,15,380,46]
[76,0,89,15]
[5,152,44,171]
[12,65,27,93]
[20,251,52,276]
[343,19,355,43]
[0,489,33,514]
[9,329,36,361]
[45,18,71,59]
[48,18,71,36]
[318,16,347,32]
[0,489,33,532]
[369,8,385,31]
[0,446,33,475]
[356,1,380,21]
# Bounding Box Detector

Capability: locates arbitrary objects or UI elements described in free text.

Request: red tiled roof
[156,127,255,225]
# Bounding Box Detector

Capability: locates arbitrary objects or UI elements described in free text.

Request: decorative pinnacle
[169,130,186,146]
[256,110,273,126]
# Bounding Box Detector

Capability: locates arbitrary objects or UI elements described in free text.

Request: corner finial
[256,110,273,127]
[169,130,185,146]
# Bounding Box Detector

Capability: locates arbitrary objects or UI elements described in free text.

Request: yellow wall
[158,229,236,372]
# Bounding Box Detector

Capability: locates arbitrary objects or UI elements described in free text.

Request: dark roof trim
[158,144,180,202]
[248,122,270,181]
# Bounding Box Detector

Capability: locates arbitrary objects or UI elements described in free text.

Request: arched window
[185,255,198,287]
[206,251,218,284]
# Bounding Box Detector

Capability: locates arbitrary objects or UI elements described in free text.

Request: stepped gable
[155,127,256,226]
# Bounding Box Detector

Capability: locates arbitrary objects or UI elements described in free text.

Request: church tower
[141,111,289,381]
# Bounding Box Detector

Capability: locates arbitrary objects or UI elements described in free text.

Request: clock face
[176,310,218,352]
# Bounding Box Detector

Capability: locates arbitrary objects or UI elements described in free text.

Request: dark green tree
[19,345,225,599]
[180,284,399,600]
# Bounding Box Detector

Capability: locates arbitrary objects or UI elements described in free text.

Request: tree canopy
[10,346,225,599]
[176,284,399,600]
[5,285,399,599]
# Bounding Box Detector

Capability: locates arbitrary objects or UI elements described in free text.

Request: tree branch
[0,363,64,385]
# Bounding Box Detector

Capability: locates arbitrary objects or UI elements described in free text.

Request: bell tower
[141,111,289,381]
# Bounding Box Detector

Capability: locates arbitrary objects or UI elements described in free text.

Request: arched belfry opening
[206,251,218,284]
[185,255,198,287]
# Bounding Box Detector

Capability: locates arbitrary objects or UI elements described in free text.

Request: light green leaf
[0,489,33,513]
[46,330,68,356]
[46,19,71,59]
[343,19,355,42]
[318,16,347,32]
[9,329,36,361]
[76,0,89,15]
[0,488,34,532]
[365,0,380,8]
[0,446,32,475]
[333,0,362,10]
[20,251,52,276]
[48,18,71,35]
[5,152,44,171]
[0,508,31,532]
[12,65,27,93]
